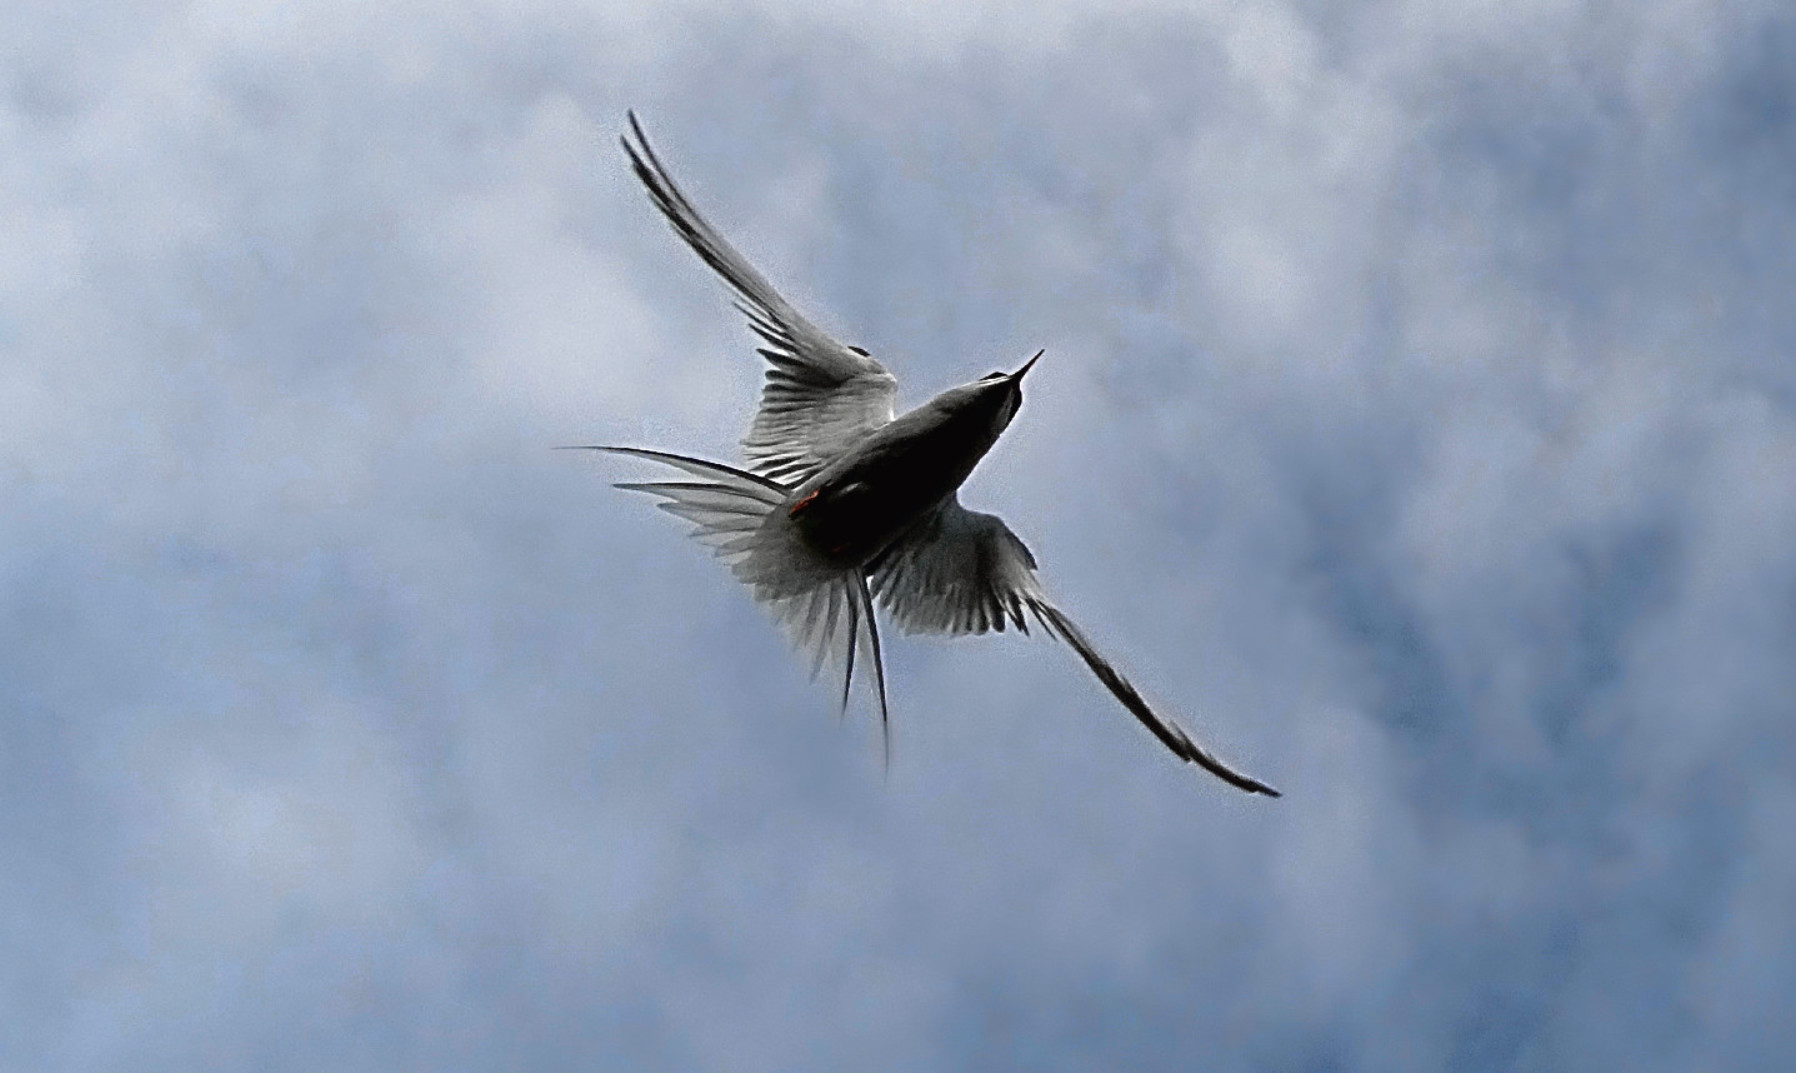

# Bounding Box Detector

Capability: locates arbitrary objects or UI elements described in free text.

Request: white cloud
[5,0,1794,1068]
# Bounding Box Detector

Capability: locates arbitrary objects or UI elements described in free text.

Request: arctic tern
[569,113,1279,797]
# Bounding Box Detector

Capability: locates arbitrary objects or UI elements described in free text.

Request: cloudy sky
[5,1,1794,1069]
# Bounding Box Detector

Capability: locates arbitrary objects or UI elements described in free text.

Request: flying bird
[569,113,1279,797]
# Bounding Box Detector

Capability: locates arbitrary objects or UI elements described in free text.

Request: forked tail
[562,445,892,759]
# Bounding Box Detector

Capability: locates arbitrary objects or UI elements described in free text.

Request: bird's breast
[786,410,997,567]
[787,472,934,567]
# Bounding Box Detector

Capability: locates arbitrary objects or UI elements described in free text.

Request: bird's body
[785,374,1021,568]
[574,113,1280,797]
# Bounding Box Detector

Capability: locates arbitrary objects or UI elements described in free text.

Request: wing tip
[622,108,650,159]
[1188,751,1282,798]
[1235,776,1282,798]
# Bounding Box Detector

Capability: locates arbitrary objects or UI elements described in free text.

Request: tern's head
[964,349,1043,435]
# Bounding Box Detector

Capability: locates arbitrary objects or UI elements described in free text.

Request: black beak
[1009,349,1044,383]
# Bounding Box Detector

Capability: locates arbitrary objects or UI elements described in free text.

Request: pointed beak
[1009,349,1044,383]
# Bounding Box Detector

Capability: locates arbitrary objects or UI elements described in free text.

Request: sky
[4,1,1794,1069]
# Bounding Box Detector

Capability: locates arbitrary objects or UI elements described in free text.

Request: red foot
[788,489,821,517]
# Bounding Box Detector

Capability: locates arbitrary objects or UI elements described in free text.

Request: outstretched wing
[622,112,898,483]
[871,499,1281,797]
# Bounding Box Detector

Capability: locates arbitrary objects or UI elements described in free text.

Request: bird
[566,112,1279,797]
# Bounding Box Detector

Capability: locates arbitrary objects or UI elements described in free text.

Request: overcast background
[5,1,1795,1069]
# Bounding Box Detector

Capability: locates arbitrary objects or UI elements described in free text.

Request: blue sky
[5,1,1794,1069]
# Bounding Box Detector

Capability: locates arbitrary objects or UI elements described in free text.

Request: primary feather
[622,114,896,483]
